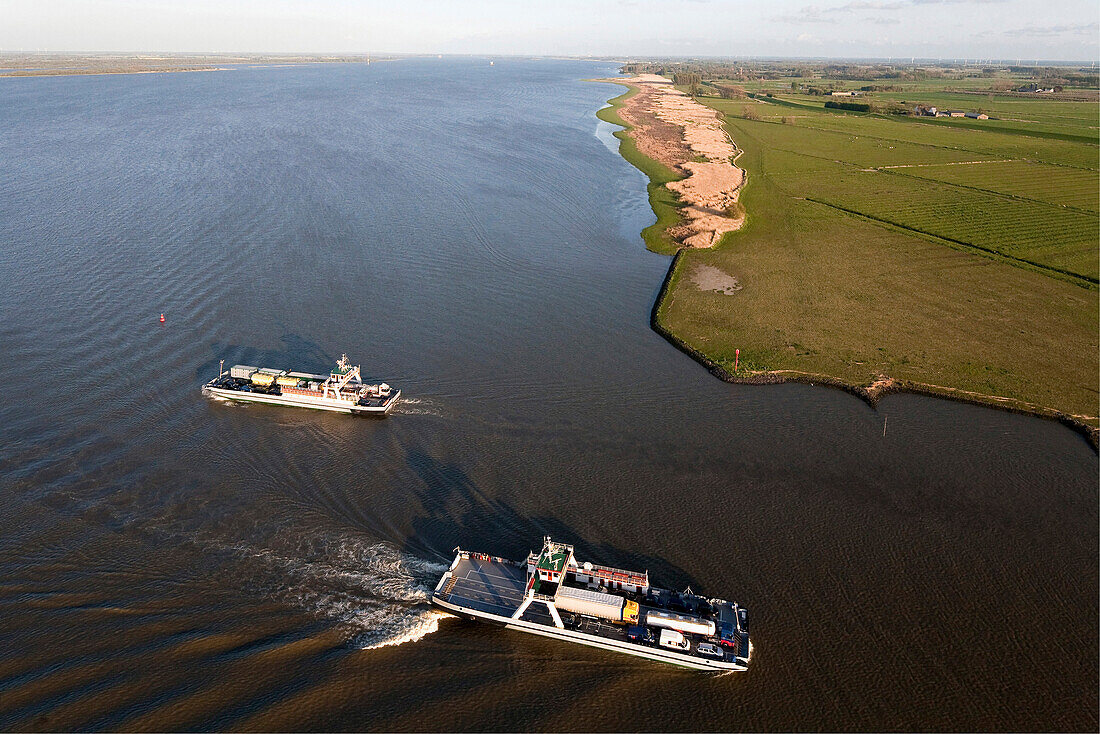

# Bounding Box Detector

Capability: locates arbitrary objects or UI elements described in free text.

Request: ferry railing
[524,554,649,588]
[464,551,521,565]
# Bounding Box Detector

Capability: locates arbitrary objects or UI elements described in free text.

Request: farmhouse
[1016,83,1063,93]
[915,104,987,120]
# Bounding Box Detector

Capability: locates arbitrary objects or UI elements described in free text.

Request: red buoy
[160,313,165,323]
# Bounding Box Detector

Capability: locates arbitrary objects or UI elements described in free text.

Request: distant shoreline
[1,67,233,78]
[0,53,391,79]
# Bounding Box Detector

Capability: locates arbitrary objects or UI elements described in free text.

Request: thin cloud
[774,0,1005,24]
[1003,21,1099,37]
[830,1,907,10]
[798,0,1004,16]
[773,12,838,23]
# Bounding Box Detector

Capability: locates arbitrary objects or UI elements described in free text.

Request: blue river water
[0,58,1095,731]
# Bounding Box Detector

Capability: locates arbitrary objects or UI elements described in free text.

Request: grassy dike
[595,84,1099,443]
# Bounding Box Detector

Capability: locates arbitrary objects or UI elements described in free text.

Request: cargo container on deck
[646,609,716,636]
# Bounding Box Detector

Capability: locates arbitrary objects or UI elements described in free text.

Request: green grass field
[885,161,1099,212]
[777,164,1097,282]
[604,80,1099,424]
[701,96,1099,283]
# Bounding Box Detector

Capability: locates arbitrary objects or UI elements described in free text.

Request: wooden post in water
[883,415,888,437]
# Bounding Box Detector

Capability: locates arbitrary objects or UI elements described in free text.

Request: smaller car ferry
[431,536,750,671]
[202,354,400,416]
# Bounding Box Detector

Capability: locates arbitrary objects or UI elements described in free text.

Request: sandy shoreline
[605,74,747,249]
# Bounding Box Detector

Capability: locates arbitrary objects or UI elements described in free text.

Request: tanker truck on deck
[645,609,716,636]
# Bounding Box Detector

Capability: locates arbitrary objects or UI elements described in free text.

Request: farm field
[880,94,1097,139]
[700,95,1099,283]
[888,160,1099,212]
[734,119,1006,167]
[774,163,1097,281]
[611,76,1099,425]
[746,102,1100,169]
[711,68,1099,138]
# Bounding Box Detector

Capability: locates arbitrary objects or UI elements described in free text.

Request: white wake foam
[233,532,452,650]
[391,396,447,417]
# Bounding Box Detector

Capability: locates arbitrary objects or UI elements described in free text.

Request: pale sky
[2,0,1097,61]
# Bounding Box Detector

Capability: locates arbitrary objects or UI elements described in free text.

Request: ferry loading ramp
[440,555,528,618]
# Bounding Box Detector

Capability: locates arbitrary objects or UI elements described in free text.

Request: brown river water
[0,58,1095,731]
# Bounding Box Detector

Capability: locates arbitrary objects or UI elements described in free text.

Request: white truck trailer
[554,586,639,624]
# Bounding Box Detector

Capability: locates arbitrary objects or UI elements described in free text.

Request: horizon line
[0,51,1096,66]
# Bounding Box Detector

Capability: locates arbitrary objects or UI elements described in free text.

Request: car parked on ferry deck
[626,625,655,645]
[697,642,723,659]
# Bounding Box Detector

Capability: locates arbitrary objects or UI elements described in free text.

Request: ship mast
[323,354,363,399]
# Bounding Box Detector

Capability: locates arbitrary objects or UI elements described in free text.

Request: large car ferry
[431,537,750,671]
[202,354,400,416]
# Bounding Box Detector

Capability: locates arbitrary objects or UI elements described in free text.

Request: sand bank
[610,75,746,249]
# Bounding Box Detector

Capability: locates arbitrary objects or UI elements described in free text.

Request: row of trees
[824,100,872,112]
[672,72,702,95]
[713,83,746,99]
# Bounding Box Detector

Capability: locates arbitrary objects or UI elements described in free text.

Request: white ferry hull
[203,385,399,416]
